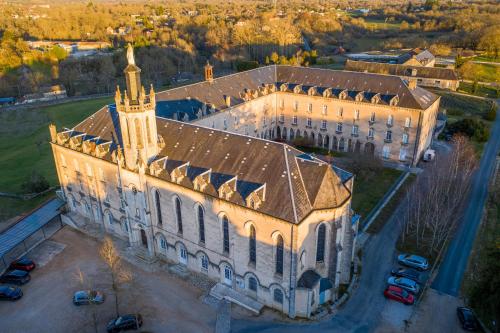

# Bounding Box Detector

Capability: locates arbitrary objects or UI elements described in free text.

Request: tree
[99,237,132,317]
[478,25,500,59]
[265,56,270,65]
[399,135,477,257]
[270,52,279,64]
[74,269,99,333]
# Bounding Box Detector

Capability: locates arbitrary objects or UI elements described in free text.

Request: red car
[9,258,36,272]
[384,285,414,305]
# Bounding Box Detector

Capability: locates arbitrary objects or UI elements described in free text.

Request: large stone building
[50,45,357,318]
[50,45,440,318]
[345,59,459,91]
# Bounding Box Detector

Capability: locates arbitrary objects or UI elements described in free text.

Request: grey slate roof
[73,106,352,224]
[153,65,438,113]
[345,60,458,81]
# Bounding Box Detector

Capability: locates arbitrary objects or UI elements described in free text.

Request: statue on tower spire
[126,43,135,66]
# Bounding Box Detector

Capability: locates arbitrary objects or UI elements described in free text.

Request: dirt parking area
[0,227,216,333]
[407,288,467,333]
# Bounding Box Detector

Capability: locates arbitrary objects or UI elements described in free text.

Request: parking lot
[0,227,216,333]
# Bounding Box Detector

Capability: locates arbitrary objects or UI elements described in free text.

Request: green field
[457,82,499,98]
[351,168,403,219]
[0,97,112,222]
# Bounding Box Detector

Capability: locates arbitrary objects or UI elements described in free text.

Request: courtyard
[0,227,216,333]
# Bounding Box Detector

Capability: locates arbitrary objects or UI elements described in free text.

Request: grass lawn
[351,167,403,219]
[0,97,112,222]
[364,18,401,31]
[366,173,416,234]
[457,82,499,98]
[473,55,500,63]
[463,63,500,83]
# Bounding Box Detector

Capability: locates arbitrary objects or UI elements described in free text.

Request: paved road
[232,197,409,333]
[432,99,500,296]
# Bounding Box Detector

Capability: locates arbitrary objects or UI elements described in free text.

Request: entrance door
[140,229,148,248]
[223,265,233,286]
[319,291,326,305]
[179,246,187,265]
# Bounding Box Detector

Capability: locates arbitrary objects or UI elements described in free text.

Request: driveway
[432,98,500,296]
[0,227,216,333]
[232,192,413,333]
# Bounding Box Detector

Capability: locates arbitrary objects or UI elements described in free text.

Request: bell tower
[115,43,158,170]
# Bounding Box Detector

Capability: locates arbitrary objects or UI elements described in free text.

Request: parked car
[387,276,420,294]
[0,270,31,285]
[391,267,421,282]
[9,258,36,272]
[0,285,23,301]
[383,285,414,305]
[73,290,105,305]
[107,314,143,332]
[397,254,429,271]
[457,307,479,331]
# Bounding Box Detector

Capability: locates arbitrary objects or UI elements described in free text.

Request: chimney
[204,60,213,82]
[408,78,417,90]
[225,95,231,108]
[49,123,57,143]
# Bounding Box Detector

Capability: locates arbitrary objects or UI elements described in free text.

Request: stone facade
[50,46,358,319]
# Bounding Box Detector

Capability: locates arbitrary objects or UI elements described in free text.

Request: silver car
[73,290,105,305]
[387,277,420,294]
[397,254,429,271]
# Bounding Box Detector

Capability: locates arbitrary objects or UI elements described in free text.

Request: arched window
[175,197,183,234]
[316,224,326,263]
[200,254,208,271]
[146,117,152,144]
[134,118,143,147]
[222,216,230,254]
[198,205,205,244]
[249,225,256,265]
[248,276,257,292]
[276,235,284,275]
[126,119,132,147]
[273,289,283,304]
[155,190,162,225]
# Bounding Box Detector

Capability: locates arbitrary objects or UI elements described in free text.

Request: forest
[0,0,499,98]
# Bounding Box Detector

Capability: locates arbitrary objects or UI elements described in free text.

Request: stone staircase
[209,283,263,314]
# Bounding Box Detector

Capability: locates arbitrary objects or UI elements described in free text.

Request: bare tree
[99,237,132,317]
[399,135,477,257]
[74,268,99,333]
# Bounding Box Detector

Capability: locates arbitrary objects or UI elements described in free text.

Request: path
[432,98,500,295]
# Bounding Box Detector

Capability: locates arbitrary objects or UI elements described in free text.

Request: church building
[50,44,438,318]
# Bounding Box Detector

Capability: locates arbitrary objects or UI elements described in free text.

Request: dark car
[457,307,479,331]
[391,267,421,282]
[73,290,105,305]
[9,258,36,272]
[0,285,23,301]
[107,314,143,333]
[0,270,31,285]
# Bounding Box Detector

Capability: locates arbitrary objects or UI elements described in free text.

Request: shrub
[21,171,50,193]
[484,104,497,121]
[447,118,490,142]
[235,60,259,72]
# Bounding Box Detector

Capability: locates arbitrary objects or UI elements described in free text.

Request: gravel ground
[0,227,216,333]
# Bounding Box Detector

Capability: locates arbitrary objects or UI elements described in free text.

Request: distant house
[345,60,459,91]
[346,48,436,67]
[21,85,67,104]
